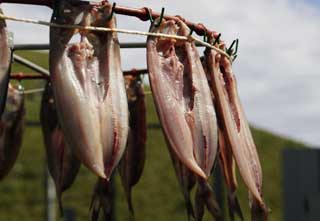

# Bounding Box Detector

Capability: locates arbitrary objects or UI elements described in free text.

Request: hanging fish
[0,8,11,117]
[204,33,268,221]
[118,75,147,215]
[147,18,221,221]
[49,2,129,179]
[0,84,24,180]
[90,178,115,221]
[40,82,81,213]
[218,130,243,221]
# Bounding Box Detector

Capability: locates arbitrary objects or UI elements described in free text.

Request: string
[0,12,232,60]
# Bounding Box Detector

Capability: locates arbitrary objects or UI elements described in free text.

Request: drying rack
[0,1,227,220]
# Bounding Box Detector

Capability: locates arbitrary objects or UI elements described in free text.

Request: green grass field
[0,51,306,221]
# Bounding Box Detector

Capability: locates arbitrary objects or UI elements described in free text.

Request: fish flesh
[40,82,81,213]
[0,8,11,117]
[203,55,243,221]
[0,84,24,180]
[118,76,147,215]
[147,18,220,220]
[49,2,129,179]
[147,18,214,179]
[90,178,114,221]
[204,33,267,220]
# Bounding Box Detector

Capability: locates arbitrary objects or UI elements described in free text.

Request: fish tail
[57,190,64,218]
[183,190,195,220]
[251,198,268,221]
[126,186,135,216]
[196,180,223,221]
[194,184,205,221]
[227,192,244,221]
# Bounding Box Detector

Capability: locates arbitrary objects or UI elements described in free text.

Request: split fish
[118,75,147,215]
[204,33,268,220]
[49,2,129,179]
[40,82,81,213]
[147,18,220,221]
[0,84,24,180]
[0,8,11,116]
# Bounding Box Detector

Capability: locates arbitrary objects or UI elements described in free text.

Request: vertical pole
[44,168,56,221]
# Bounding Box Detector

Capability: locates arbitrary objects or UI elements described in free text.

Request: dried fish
[0,8,11,116]
[118,76,147,215]
[0,84,24,180]
[49,2,129,179]
[40,82,80,213]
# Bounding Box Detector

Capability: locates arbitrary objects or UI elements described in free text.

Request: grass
[0,51,306,221]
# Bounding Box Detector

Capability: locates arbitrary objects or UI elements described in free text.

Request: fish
[0,8,11,117]
[49,2,129,179]
[218,130,243,221]
[40,82,81,213]
[204,32,268,220]
[147,18,220,221]
[90,178,114,221]
[118,75,147,215]
[0,84,25,180]
[147,18,206,179]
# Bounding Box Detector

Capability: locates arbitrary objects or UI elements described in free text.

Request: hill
[0,51,306,221]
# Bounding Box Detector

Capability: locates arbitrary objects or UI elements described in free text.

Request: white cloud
[1,0,320,146]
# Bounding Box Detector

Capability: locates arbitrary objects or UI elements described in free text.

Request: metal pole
[44,168,56,221]
[13,54,49,76]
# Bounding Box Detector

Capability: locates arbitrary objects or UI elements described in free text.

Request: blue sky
[1,0,320,146]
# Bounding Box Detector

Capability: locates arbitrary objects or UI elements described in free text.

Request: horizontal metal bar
[13,54,49,76]
[1,1,220,37]
[10,68,148,80]
[13,42,204,51]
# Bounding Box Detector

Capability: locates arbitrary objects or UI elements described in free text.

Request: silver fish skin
[0,8,11,116]
[204,33,267,220]
[40,82,81,213]
[49,3,129,179]
[0,84,25,180]
[147,19,207,179]
[118,76,147,215]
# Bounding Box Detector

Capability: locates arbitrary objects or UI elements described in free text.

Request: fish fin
[126,186,135,216]
[251,198,268,221]
[227,192,244,221]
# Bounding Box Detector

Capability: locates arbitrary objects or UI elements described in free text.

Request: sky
[1,0,320,146]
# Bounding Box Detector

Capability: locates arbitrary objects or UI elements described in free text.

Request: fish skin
[90,178,114,221]
[0,84,25,180]
[0,8,11,117]
[40,82,81,214]
[49,3,129,179]
[146,19,207,179]
[118,76,147,215]
[204,33,267,220]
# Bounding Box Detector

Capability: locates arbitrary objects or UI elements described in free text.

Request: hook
[212,33,221,45]
[227,39,239,56]
[145,8,154,24]
[189,25,194,36]
[203,31,207,43]
[107,2,116,21]
[154,7,165,27]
